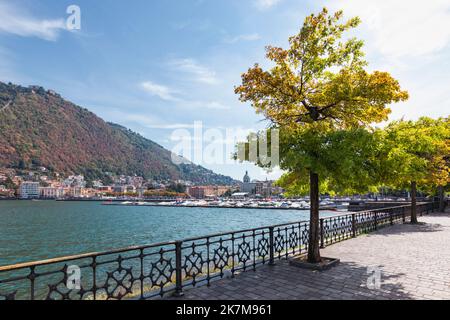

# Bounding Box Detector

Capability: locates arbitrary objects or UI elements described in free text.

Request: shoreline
[101,202,341,211]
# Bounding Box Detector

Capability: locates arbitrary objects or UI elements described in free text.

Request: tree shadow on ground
[372,221,445,237]
[171,260,416,300]
[344,263,410,299]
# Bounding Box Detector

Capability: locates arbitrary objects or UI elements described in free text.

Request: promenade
[173,212,450,300]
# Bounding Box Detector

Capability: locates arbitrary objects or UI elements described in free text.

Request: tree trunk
[308,171,321,263]
[438,186,446,212]
[410,181,418,224]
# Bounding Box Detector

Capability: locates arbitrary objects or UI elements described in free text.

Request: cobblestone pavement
[171,213,450,300]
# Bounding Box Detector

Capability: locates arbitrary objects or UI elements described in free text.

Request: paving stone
[170,213,450,301]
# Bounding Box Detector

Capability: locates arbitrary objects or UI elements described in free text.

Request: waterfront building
[187,186,206,199]
[113,185,126,193]
[255,179,273,198]
[40,187,65,199]
[68,187,84,198]
[187,186,230,199]
[19,182,40,199]
[240,172,283,198]
[242,171,256,194]
[231,192,249,199]
[97,186,113,193]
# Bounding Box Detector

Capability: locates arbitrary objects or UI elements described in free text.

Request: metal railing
[0,202,438,300]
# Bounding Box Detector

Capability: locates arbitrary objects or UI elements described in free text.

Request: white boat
[258,202,275,207]
[336,202,350,209]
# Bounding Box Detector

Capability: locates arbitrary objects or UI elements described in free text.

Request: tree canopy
[274,127,384,196]
[382,117,450,192]
[235,8,409,130]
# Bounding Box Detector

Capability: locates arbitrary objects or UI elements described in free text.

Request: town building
[92,180,103,188]
[240,171,283,198]
[231,192,249,199]
[96,186,113,193]
[187,186,230,199]
[19,182,40,199]
[68,187,84,198]
[113,185,127,194]
[40,187,65,199]
[126,176,144,188]
[242,171,256,194]
[63,175,86,188]
[255,179,273,198]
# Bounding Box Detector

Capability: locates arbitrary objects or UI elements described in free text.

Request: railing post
[389,210,394,226]
[374,212,378,230]
[173,241,184,297]
[320,219,325,248]
[402,207,406,223]
[269,227,275,266]
[352,214,356,238]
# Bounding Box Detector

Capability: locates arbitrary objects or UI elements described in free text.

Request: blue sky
[0,0,449,181]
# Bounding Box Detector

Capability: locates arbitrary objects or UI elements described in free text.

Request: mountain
[0,82,236,185]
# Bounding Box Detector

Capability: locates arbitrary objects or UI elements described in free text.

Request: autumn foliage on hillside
[0,82,234,185]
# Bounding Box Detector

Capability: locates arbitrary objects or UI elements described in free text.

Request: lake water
[0,200,335,267]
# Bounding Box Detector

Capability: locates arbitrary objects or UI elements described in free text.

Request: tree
[235,8,408,263]
[236,126,385,262]
[168,183,186,194]
[274,127,384,195]
[3,176,16,190]
[382,117,449,222]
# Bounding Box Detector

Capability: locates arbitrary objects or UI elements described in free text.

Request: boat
[258,202,275,207]
[280,202,290,208]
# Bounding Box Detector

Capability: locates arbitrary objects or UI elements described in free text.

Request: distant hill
[0,82,236,185]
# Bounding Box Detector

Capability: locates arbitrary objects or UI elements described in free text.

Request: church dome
[243,171,250,183]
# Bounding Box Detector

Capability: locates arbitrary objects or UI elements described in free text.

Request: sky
[0,0,449,181]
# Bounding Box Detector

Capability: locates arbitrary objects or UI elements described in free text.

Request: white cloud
[205,101,230,110]
[105,110,195,130]
[329,0,450,58]
[140,81,179,101]
[322,0,450,123]
[254,0,282,10]
[0,1,66,41]
[140,81,230,110]
[168,58,219,85]
[148,123,196,129]
[224,33,261,44]
[189,101,230,110]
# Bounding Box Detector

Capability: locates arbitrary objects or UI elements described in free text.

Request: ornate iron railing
[0,202,438,300]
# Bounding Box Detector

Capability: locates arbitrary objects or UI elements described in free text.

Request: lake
[0,200,335,267]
